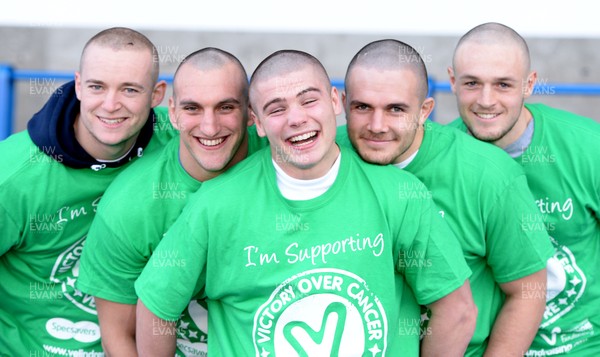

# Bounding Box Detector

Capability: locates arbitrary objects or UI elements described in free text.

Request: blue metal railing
[3,65,600,140]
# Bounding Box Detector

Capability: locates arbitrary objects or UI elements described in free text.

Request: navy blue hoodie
[27,80,155,170]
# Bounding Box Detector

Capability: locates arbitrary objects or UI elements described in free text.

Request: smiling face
[74,43,165,160]
[449,41,536,148]
[250,65,341,179]
[344,66,433,165]
[169,61,249,181]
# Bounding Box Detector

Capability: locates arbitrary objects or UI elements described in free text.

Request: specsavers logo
[45,318,100,343]
[253,268,387,356]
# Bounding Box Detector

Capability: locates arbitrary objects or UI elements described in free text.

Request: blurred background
[1,0,599,138]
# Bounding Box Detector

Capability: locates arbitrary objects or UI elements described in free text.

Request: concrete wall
[2,26,600,134]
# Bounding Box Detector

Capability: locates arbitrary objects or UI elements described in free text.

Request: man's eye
[124,88,139,94]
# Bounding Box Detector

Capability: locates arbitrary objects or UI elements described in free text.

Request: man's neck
[280,144,341,180]
[503,116,535,158]
[394,124,424,166]
[273,149,342,200]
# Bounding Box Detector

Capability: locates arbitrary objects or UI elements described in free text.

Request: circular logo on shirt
[542,237,586,329]
[49,235,97,315]
[176,300,209,356]
[253,268,387,356]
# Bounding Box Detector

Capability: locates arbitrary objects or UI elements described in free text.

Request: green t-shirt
[450,103,600,356]
[77,125,267,356]
[338,121,553,355]
[135,145,472,356]
[0,108,173,356]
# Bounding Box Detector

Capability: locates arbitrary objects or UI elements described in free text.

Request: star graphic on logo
[369,343,382,356]
[569,276,581,286]
[73,289,83,297]
[179,321,189,329]
[189,330,198,339]
[420,312,429,323]
[558,298,568,305]
[260,347,270,357]
[66,277,76,288]
[566,288,577,297]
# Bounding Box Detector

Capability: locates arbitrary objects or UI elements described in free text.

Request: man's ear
[250,106,266,137]
[523,71,538,98]
[419,97,435,125]
[151,80,168,107]
[245,104,254,127]
[331,86,342,116]
[447,66,457,94]
[168,97,181,131]
[74,72,82,100]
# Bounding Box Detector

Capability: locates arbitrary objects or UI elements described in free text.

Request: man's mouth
[288,131,317,147]
[99,117,126,125]
[198,137,226,147]
[474,112,500,120]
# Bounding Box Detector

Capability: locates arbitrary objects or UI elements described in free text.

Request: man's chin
[470,129,503,143]
[358,151,393,166]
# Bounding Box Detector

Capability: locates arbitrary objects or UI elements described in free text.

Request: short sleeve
[77,213,148,304]
[485,175,554,283]
[135,201,207,321]
[396,180,471,306]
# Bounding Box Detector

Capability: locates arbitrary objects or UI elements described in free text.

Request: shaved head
[346,39,429,100]
[249,50,331,108]
[449,22,537,148]
[80,27,160,83]
[453,22,531,71]
[173,47,248,100]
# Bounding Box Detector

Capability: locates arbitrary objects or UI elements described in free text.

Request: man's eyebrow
[459,74,518,83]
[349,99,369,107]
[297,87,321,97]
[261,86,322,113]
[217,97,242,106]
[348,100,409,110]
[178,99,200,107]
[262,97,285,113]
[84,79,146,90]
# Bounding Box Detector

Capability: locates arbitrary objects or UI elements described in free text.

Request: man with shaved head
[449,22,600,355]
[340,39,553,356]
[75,47,268,356]
[134,49,477,356]
[0,27,172,355]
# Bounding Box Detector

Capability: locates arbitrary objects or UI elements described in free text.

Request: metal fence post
[0,64,14,141]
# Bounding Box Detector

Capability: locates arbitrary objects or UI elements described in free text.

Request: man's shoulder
[0,130,65,187]
[247,124,270,154]
[345,147,427,190]
[445,117,468,131]
[99,138,178,209]
[426,121,524,180]
[528,103,600,136]
[197,146,268,193]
